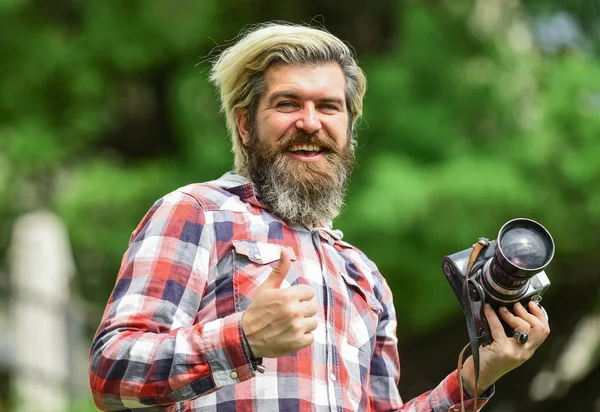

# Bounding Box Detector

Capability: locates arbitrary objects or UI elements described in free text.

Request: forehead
[262,63,346,100]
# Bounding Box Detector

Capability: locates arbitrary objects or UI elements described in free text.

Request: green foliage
[1,1,599,410]
[68,396,99,412]
[1,0,599,353]
[336,4,600,333]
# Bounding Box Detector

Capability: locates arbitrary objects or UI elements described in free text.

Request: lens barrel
[485,218,554,298]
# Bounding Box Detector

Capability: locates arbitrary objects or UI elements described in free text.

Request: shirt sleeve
[88,190,256,411]
[398,369,495,412]
[371,276,494,412]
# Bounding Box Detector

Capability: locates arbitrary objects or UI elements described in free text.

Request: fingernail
[515,302,523,308]
[499,306,508,312]
[485,304,491,309]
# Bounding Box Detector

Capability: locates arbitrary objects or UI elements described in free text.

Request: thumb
[261,248,292,289]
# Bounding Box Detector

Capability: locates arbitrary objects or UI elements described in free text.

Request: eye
[319,103,339,112]
[276,101,297,110]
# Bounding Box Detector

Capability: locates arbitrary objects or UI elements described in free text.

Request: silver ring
[513,331,529,344]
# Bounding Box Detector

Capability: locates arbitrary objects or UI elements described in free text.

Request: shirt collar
[209,171,343,240]
[209,172,265,209]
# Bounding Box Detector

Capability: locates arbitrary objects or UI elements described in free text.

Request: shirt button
[329,373,336,382]
[230,371,239,379]
[254,253,261,261]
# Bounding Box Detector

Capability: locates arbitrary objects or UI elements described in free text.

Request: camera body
[442,219,553,346]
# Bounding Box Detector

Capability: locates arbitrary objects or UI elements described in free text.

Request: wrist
[461,357,492,397]
[241,325,258,361]
[241,312,265,373]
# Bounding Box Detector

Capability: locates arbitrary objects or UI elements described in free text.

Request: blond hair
[209,22,367,174]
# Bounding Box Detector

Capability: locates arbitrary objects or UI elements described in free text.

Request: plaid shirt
[89,172,492,411]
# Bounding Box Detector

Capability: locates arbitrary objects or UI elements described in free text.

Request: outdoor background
[1,0,599,411]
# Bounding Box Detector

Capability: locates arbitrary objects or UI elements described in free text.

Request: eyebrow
[266,90,345,107]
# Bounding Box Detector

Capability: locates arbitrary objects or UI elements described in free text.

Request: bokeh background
[1,0,599,411]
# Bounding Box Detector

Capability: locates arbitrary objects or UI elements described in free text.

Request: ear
[235,109,250,146]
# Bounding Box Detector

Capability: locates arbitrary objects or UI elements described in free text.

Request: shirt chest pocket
[232,240,297,312]
[339,271,382,356]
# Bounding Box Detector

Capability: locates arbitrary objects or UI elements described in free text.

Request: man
[89,23,550,411]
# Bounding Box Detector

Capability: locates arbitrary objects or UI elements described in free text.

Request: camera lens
[484,218,554,299]
[499,226,551,270]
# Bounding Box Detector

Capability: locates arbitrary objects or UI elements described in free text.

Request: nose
[295,103,321,134]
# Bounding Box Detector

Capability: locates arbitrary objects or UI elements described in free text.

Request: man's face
[250,62,349,156]
[237,63,355,226]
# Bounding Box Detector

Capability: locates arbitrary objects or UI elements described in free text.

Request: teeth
[288,144,322,152]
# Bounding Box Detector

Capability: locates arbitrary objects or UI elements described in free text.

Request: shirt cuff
[198,312,256,387]
[461,375,495,400]
[446,369,495,411]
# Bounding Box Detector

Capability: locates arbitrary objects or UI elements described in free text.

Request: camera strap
[457,237,489,412]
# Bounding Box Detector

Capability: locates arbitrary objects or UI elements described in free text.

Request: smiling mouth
[287,144,324,158]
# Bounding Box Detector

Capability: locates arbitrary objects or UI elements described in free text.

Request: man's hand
[462,301,550,396]
[241,249,319,358]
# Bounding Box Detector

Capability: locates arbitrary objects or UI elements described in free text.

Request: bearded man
[89,22,550,412]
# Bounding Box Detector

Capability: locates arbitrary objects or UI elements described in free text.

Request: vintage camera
[442,218,554,345]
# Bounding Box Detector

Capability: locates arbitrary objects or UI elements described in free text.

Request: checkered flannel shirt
[89,172,493,411]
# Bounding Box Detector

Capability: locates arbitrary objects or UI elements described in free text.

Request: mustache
[276,132,339,154]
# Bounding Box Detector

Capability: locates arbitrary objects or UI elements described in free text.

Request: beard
[245,128,355,227]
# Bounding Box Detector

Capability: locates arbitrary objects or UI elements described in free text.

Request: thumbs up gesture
[241,249,319,358]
